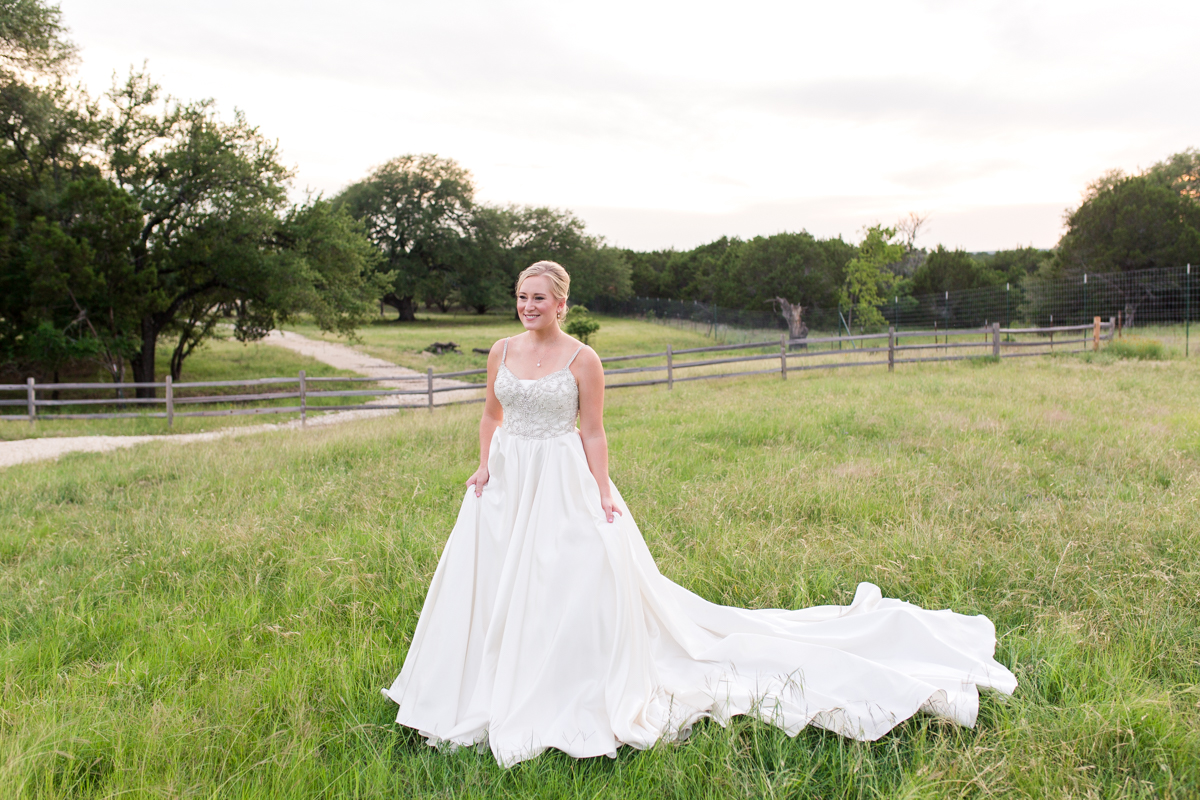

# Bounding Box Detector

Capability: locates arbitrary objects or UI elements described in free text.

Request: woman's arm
[574,347,620,522]
[466,339,506,497]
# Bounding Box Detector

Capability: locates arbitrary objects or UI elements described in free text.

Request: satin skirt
[382,428,1017,767]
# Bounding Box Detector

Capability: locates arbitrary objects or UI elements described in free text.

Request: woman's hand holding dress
[466,465,490,496]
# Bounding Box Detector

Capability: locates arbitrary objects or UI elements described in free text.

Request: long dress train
[382,340,1017,767]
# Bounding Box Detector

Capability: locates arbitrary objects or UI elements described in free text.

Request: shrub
[564,306,600,344]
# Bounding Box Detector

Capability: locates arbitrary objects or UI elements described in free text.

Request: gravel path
[260,330,481,406]
[0,330,483,469]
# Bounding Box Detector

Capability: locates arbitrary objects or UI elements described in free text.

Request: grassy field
[1,345,1197,798]
[0,337,366,441]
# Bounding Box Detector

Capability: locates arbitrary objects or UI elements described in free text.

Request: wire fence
[591,264,1196,351]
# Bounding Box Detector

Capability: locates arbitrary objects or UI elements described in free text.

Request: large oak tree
[1,7,385,393]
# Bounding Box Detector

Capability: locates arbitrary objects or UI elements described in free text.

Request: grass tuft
[1107,338,1167,360]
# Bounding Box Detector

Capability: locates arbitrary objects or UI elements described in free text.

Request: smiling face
[516,275,566,333]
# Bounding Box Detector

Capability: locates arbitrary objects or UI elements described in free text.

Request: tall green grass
[1,355,1198,797]
[1106,338,1167,361]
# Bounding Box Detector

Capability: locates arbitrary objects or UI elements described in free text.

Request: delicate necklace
[535,342,547,368]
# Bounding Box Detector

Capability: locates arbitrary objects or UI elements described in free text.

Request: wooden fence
[0,319,1116,427]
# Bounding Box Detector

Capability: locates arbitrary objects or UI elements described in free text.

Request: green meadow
[1,329,1198,797]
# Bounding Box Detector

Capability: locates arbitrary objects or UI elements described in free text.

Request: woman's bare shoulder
[485,337,511,366]
[570,343,602,370]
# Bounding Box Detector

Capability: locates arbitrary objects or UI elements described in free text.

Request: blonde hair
[516,261,571,303]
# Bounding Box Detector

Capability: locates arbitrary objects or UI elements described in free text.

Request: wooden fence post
[166,375,174,429]
[26,377,35,427]
[780,333,788,379]
[888,326,895,372]
[666,344,673,390]
[299,370,306,426]
[1093,316,1100,351]
[427,367,434,412]
[992,322,1000,358]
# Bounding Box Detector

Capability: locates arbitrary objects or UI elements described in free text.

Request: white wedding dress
[382,340,1017,767]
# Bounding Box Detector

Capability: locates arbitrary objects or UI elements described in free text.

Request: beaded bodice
[495,339,583,439]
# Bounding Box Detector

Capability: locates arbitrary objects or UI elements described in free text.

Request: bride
[382,261,1017,767]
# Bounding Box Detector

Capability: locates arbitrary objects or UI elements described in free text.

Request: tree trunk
[773,297,809,350]
[130,315,159,399]
[382,292,416,321]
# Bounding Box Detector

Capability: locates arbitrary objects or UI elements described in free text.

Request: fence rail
[1,320,1116,427]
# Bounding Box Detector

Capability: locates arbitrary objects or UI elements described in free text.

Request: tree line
[4,0,1198,390]
[621,141,1200,330]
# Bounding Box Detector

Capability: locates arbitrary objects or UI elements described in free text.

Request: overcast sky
[57,0,1199,252]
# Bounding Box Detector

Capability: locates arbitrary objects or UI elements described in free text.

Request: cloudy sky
[57,0,1199,252]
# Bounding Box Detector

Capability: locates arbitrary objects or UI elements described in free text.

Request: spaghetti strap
[501,338,509,365]
[565,345,584,367]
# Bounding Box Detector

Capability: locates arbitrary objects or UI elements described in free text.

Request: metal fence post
[888,326,895,371]
[299,370,306,426]
[992,322,1000,358]
[166,375,174,429]
[427,367,434,411]
[666,344,673,390]
[1093,316,1100,351]
[26,377,35,427]
[780,333,788,379]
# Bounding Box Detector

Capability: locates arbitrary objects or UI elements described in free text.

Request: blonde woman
[382,261,1016,768]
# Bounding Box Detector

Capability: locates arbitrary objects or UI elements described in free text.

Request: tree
[335,154,474,321]
[499,205,630,307]
[0,0,76,74]
[665,236,743,304]
[727,231,848,311]
[1146,147,1200,201]
[891,211,929,279]
[100,72,292,393]
[841,225,903,332]
[2,57,384,391]
[451,205,513,313]
[20,176,149,385]
[983,247,1049,286]
[771,297,808,342]
[1055,174,1200,275]
[625,248,674,298]
[0,24,139,383]
[569,245,632,306]
[912,245,1001,295]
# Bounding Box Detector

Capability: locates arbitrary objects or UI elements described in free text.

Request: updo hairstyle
[515,261,571,320]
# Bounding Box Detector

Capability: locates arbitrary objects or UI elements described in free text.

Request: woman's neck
[525,326,565,346]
